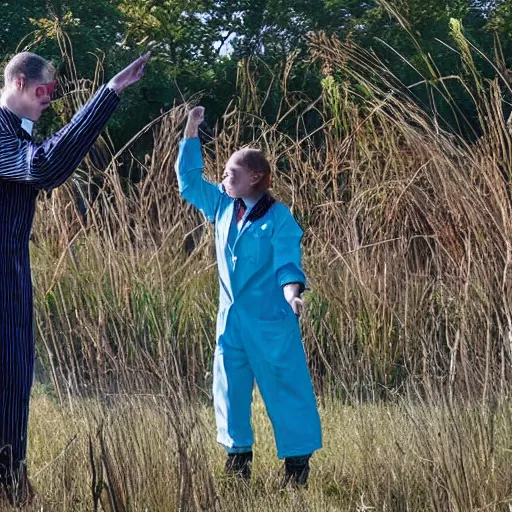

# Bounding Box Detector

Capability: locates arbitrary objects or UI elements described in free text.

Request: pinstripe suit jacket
[0,83,119,320]
[0,86,119,462]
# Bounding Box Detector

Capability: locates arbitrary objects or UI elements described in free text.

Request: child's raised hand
[189,106,205,126]
[184,106,205,138]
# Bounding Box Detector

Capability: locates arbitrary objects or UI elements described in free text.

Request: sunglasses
[35,80,57,99]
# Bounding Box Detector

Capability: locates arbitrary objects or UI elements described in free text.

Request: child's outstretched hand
[184,106,205,139]
[283,284,304,317]
[289,296,304,317]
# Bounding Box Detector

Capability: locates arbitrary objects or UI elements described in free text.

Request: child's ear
[250,173,263,187]
[251,173,270,190]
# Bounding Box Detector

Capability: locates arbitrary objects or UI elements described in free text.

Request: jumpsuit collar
[234,193,276,224]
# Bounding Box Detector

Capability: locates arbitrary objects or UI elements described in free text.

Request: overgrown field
[9,23,512,511]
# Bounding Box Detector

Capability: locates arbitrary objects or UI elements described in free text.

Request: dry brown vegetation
[7,18,512,511]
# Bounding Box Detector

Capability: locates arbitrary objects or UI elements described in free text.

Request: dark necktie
[236,199,246,222]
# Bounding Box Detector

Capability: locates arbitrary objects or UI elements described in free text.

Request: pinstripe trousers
[0,85,120,480]
[0,226,35,478]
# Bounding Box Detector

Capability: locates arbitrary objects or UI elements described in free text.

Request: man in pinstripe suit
[0,50,150,506]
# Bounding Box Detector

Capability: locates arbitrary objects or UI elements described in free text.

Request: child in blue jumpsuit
[176,107,322,485]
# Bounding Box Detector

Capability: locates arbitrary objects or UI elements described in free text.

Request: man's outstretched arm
[0,53,150,190]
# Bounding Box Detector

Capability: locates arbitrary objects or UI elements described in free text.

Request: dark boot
[282,454,311,488]
[225,451,253,480]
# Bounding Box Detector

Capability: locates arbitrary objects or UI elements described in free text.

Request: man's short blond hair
[3,52,54,85]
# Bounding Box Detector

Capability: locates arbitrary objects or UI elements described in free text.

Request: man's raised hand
[107,52,151,94]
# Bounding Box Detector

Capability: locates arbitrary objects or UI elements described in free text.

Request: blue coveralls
[176,138,322,458]
[0,86,120,475]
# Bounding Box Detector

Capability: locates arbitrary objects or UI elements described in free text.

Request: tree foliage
[1,0,511,145]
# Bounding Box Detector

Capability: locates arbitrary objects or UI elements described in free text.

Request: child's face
[222,155,260,198]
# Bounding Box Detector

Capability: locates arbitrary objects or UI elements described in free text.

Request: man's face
[15,68,55,121]
[222,155,259,199]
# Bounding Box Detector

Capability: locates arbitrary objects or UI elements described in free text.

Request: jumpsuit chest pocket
[242,222,273,265]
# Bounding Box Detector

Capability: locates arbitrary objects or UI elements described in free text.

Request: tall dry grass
[17,393,512,511]
[33,26,512,402]
[8,5,512,510]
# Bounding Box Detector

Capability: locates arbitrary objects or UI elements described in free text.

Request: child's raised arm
[175,106,223,222]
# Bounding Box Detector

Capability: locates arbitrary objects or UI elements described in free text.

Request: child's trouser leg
[246,321,322,459]
[213,339,255,453]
